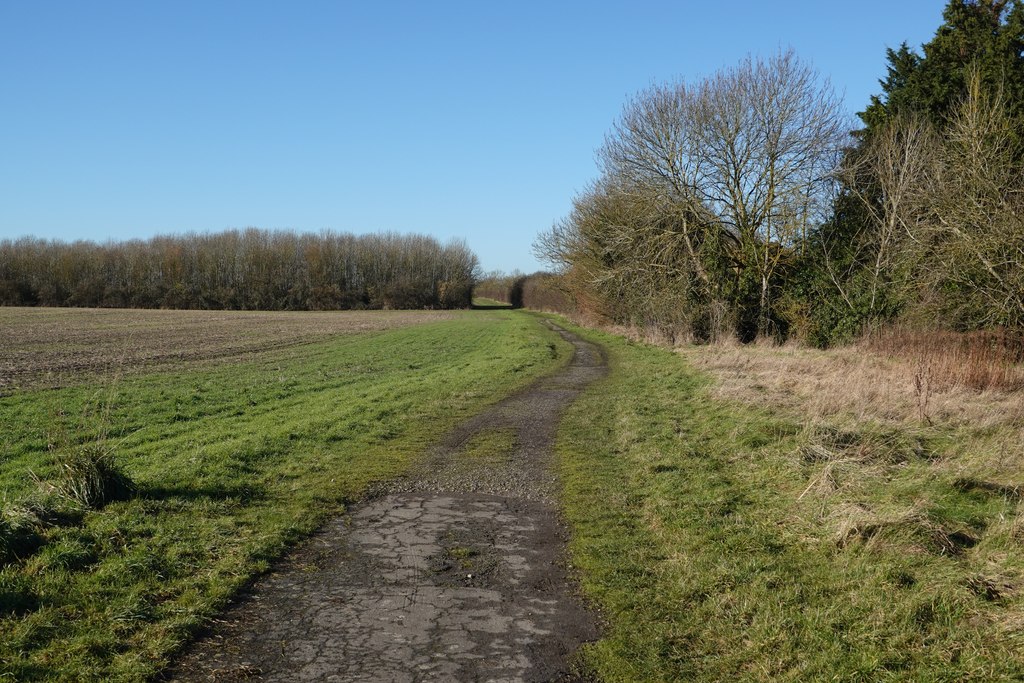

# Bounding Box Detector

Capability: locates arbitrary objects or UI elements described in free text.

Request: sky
[1,1,944,274]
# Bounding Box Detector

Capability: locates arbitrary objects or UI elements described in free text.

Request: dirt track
[169,319,607,682]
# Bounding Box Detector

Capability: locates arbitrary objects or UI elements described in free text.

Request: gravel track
[169,319,606,682]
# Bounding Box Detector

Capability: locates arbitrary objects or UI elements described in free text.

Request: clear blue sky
[1,1,942,273]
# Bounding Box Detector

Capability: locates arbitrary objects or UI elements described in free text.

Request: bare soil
[168,319,607,682]
[0,307,453,392]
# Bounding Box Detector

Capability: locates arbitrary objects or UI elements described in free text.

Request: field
[5,305,1024,681]
[0,308,456,393]
[0,307,567,681]
[554,317,1024,680]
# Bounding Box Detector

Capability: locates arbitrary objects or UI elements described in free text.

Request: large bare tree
[597,49,847,338]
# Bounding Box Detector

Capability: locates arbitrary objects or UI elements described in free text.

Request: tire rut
[168,319,606,682]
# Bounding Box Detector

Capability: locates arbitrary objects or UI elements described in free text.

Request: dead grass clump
[801,423,930,466]
[798,461,841,501]
[864,326,1024,392]
[833,504,978,557]
[966,574,1016,602]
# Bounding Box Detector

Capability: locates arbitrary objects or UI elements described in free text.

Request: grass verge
[553,318,1024,681]
[0,310,567,681]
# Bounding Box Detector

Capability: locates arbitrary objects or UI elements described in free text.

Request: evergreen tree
[860,1,1024,133]
[801,1,1024,346]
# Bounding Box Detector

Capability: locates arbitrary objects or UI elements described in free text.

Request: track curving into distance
[170,319,607,683]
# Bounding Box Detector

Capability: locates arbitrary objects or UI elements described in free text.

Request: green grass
[0,310,566,681]
[471,297,513,308]
[552,318,1024,682]
[461,428,518,462]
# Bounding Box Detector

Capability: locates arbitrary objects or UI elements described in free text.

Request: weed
[33,379,138,511]
[914,358,934,425]
[865,325,1024,392]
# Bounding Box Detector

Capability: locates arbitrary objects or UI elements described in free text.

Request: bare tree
[0,230,478,311]
[587,48,847,338]
[832,113,938,317]
[920,71,1024,327]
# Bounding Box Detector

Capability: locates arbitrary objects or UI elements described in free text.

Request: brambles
[864,325,1024,392]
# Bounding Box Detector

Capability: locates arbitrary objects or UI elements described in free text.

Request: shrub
[863,325,1024,391]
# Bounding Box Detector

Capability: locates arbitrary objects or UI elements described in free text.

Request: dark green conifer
[860,1,1024,133]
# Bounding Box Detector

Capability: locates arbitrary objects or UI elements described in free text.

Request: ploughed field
[0,307,566,681]
[0,307,456,393]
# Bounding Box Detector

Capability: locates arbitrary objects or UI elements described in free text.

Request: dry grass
[555,320,1024,679]
[865,326,1024,392]
[0,307,454,392]
[679,329,1024,608]
[680,340,1024,431]
[830,501,979,556]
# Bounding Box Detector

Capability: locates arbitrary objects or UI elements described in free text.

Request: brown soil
[0,307,453,393]
[167,319,607,682]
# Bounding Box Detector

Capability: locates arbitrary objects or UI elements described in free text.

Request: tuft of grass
[50,443,136,510]
[0,505,46,566]
[831,502,979,556]
[0,569,39,615]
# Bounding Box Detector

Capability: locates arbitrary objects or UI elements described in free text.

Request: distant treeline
[0,229,478,311]
[474,272,574,313]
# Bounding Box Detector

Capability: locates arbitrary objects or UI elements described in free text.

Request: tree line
[0,229,478,311]
[474,271,575,312]
[534,0,1024,346]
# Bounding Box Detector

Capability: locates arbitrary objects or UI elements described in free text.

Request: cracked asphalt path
[169,319,607,682]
